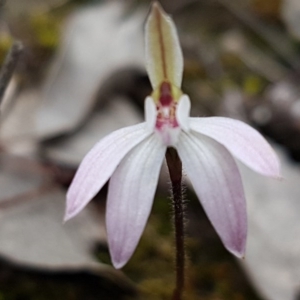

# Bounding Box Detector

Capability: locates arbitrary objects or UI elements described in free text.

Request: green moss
[0,32,13,64]
[243,75,265,96]
[29,13,60,49]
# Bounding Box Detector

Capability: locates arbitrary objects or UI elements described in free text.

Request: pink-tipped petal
[65,123,151,221]
[176,94,191,132]
[107,135,166,269]
[190,117,280,178]
[176,132,247,257]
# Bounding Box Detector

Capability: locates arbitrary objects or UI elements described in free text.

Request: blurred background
[0,0,300,299]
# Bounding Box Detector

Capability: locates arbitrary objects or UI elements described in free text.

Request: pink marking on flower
[159,82,173,106]
[154,82,180,146]
[155,81,179,130]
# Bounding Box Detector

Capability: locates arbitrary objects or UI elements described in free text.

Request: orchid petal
[145,2,183,89]
[190,117,280,178]
[176,132,247,257]
[176,94,191,132]
[107,135,166,268]
[145,96,156,130]
[65,123,151,221]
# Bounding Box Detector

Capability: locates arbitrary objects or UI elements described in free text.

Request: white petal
[176,132,247,257]
[145,96,156,130]
[176,94,191,131]
[190,117,281,178]
[145,2,183,89]
[65,123,151,221]
[107,135,166,268]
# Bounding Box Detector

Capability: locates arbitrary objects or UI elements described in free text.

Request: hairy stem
[166,148,185,300]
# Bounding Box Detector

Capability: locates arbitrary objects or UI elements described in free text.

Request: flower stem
[166,148,185,300]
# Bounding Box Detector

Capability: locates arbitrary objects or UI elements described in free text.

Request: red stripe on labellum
[159,82,173,106]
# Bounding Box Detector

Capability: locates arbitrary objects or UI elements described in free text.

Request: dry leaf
[42,96,142,166]
[239,145,300,300]
[0,154,133,291]
[36,1,145,139]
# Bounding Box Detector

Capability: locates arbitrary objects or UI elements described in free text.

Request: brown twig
[0,41,23,108]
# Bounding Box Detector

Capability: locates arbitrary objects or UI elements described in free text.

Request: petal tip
[222,226,246,260]
[63,214,70,223]
[109,247,129,269]
[263,158,282,179]
[64,189,86,222]
[266,148,282,179]
[228,246,246,259]
[151,1,165,14]
[63,203,78,222]
[112,258,126,270]
[224,228,246,259]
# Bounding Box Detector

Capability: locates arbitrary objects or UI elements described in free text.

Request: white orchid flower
[65,2,280,269]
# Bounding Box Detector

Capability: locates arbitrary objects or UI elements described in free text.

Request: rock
[282,0,300,40]
[239,145,300,300]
